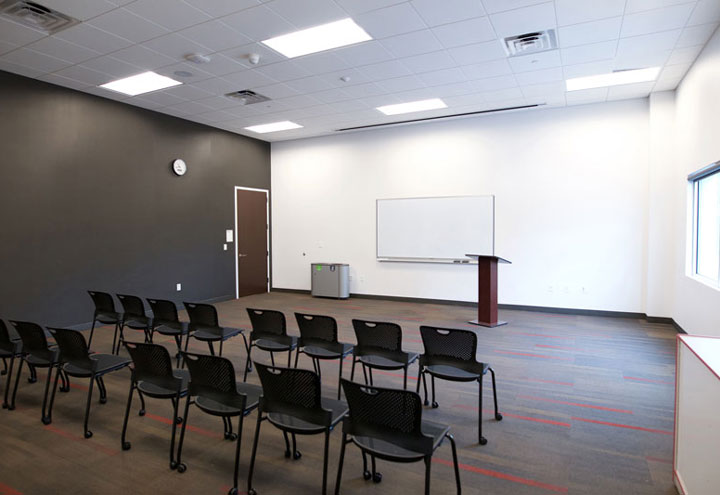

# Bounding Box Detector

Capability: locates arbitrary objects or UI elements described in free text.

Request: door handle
[238,253,248,258]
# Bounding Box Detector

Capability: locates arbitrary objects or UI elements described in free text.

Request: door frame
[234,186,270,299]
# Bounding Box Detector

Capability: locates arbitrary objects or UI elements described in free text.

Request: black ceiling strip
[335,104,542,132]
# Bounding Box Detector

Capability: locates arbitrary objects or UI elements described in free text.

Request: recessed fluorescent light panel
[244,121,303,134]
[261,18,372,58]
[100,71,182,96]
[565,67,661,91]
[377,98,448,116]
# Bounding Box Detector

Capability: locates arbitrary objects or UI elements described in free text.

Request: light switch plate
[176,283,182,291]
[223,244,227,251]
[226,229,233,242]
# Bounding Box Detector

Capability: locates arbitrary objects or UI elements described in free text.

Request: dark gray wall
[0,70,271,327]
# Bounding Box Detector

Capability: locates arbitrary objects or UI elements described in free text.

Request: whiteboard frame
[375,194,495,264]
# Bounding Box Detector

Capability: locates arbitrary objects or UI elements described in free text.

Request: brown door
[236,188,268,297]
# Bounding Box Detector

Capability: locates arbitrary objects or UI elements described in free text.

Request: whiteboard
[376,195,494,261]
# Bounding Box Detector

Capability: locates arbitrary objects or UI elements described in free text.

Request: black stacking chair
[8,321,67,421]
[183,302,247,358]
[336,379,461,495]
[294,313,353,400]
[417,326,501,445]
[47,327,130,437]
[350,319,419,390]
[1,320,23,409]
[121,342,189,469]
[88,290,123,353]
[243,308,298,382]
[117,294,153,353]
[147,298,191,367]
[247,363,348,495]
[176,352,261,495]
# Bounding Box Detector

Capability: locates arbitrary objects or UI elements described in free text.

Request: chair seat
[268,397,348,433]
[255,335,298,352]
[138,369,190,398]
[425,364,484,381]
[96,311,121,324]
[123,317,152,329]
[193,326,241,342]
[303,342,353,360]
[64,354,130,377]
[0,342,22,356]
[195,382,262,416]
[154,321,189,336]
[352,420,450,461]
[26,354,56,367]
[359,352,419,370]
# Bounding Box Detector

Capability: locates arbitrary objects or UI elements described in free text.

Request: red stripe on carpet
[519,395,633,414]
[521,377,574,387]
[494,350,572,361]
[0,483,23,495]
[144,413,223,439]
[454,404,571,427]
[646,456,673,464]
[623,376,674,385]
[69,382,89,391]
[571,417,672,435]
[535,344,584,352]
[44,425,118,456]
[433,458,568,493]
[510,332,574,339]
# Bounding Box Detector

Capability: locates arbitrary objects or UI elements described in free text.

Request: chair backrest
[352,319,403,353]
[147,298,179,325]
[125,342,177,388]
[255,362,330,426]
[10,320,53,359]
[419,326,477,363]
[247,308,287,336]
[184,302,219,328]
[294,313,338,344]
[48,327,92,369]
[0,319,19,352]
[117,294,146,319]
[341,379,433,454]
[181,352,247,409]
[88,290,116,314]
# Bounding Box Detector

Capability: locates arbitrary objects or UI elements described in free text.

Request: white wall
[272,100,650,312]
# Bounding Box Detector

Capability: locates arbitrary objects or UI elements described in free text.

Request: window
[690,162,720,287]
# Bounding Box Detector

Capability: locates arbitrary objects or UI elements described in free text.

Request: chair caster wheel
[60,386,70,393]
[495,413,503,421]
[122,441,131,450]
[1,403,7,409]
[284,450,291,458]
[85,431,93,439]
[0,370,5,376]
[7,404,15,411]
[176,416,183,424]
[176,463,187,473]
[248,489,257,495]
[228,488,238,495]
[363,471,372,481]
[138,409,145,416]
[423,400,429,406]
[170,461,177,470]
[28,377,37,384]
[431,402,439,409]
[372,472,382,483]
[99,398,107,404]
[225,432,238,441]
[293,451,301,460]
[42,416,51,425]
[479,436,487,445]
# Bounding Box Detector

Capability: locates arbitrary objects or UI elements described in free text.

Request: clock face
[172,159,187,176]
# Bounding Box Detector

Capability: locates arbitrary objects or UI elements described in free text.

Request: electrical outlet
[176,283,181,291]
[223,244,227,251]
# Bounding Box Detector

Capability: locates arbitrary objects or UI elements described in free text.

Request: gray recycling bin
[311,263,350,299]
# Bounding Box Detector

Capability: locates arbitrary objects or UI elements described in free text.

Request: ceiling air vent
[224,90,270,105]
[503,29,557,57]
[0,0,79,34]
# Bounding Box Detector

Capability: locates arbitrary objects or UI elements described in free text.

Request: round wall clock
[172,158,187,176]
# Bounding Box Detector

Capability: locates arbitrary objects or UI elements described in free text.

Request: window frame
[689,161,720,289]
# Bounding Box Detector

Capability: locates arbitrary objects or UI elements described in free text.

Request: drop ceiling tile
[555,0,626,26]
[334,41,394,66]
[125,97,164,110]
[401,50,458,73]
[253,82,301,98]
[189,54,247,76]
[25,36,101,64]
[224,68,279,88]
[620,3,694,38]
[125,0,211,31]
[411,0,486,27]
[0,40,18,56]
[355,3,428,39]
[291,52,352,75]
[469,75,517,91]
[482,87,524,101]
[222,43,286,68]
[0,48,70,73]
[142,33,214,60]
[462,58,513,79]
[195,109,239,122]
[362,94,403,108]
[520,80,566,98]
[380,30,444,58]
[80,55,143,78]
[432,17,496,49]
[256,60,311,81]
[625,0,697,14]
[183,0,260,18]
[482,0,551,14]
[565,87,608,104]
[310,88,353,103]
[359,59,413,81]
[276,93,324,108]
[39,0,119,21]
[192,77,242,95]
[687,0,720,26]
[327,99,366,112]
[667,44,705,65]
[335,0,408,16]
[339,82,386,98]
[509,49,562,72]
[54,65,115,86]
[88,8,169,43]
[164,84,214,100]
[178,20,252,53]
[653,76,683,91]
[266,0,348,29]
[431,81,476,96]
[37,72,90,90]
[562,59,614,78]
[54,23,133,54]
[558,17,623,48]
[154,62,213,82]
[165,100,217,115]
[195,95,241,110]
[0,60,44,78]
[376,74,427,92]
[658,62,692,79]
[284,75,334,92]
[561,40,617,65]
[447,40,507,65]
[0,18,42,45]
[110,45,176,70]
[676,23,719,48]
[514,66,564,84]
[489,2,556,38]
[222,5,296,42]
[443,92,487,107]
[614,49,671,68]
[616,29,681,56]
[319,68,373,88]
[606,80,655,100]
[417,67,467,86]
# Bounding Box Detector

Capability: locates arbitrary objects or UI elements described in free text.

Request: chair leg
[446,433,462,494]
[174,336,182,368]
[424,456,432,495]
[489,367,502,421]
[2,354,16,409]
[294,348,301,368]
[45,366,61,425]
[350,357,357,382]
[175,397,192,473]
[121,380,135,451]
[287,348,292,368]
[270,351,275,367]
[1,357,6,375]
[230,413,245,495]
[219,339,224,357]
[138,389,146,416]
[431,375,438,408]
[321,430,330,495]
[247,414,264,495]
[316,359,323,379]
[59,369,70,392]
[82,374,96,438]
[361,364,369,386]
[88,319,97,351]
[97,376,107,404]
[181,333,192,369]
[9,358,24,410]
[169,391,181,470]
[368,367,374,386]
[337,356,344,400]
[207,341,215,356]
[41,364,55,425]
[334,434,348,495]
[243,344,253,382]
[28,364,37,383]
[240,334,252,374]
[291,433,301,460]
[478,378,486,445]
[403,366,408,390]
[117,324,126,356]
[283,430,292,458]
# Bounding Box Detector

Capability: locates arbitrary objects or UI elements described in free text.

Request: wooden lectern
[465,254,511,327]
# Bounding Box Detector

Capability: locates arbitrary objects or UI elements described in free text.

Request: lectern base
[468,319,508,328]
